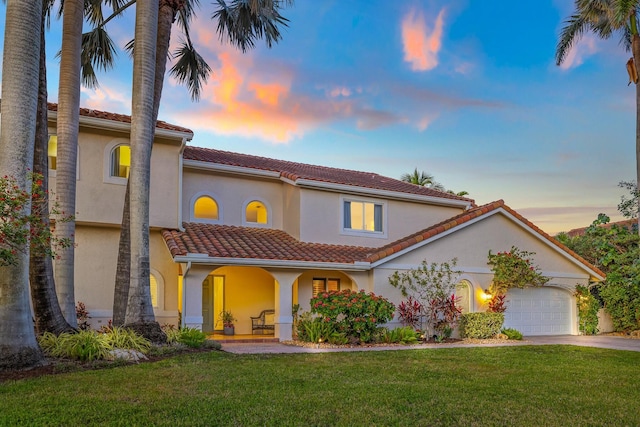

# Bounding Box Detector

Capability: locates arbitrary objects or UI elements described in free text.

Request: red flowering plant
[397,296,422,329]
[487,294,507,313]
[429,294,462,338]
[487,246,549,297]
[310,289,395,343]
[0,173,73,266]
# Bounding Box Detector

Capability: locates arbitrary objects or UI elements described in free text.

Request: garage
[502,287,574,336]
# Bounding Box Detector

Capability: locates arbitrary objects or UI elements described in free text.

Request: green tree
[0,0,44,369]
[400,168,445,191]
[556,1,640,233]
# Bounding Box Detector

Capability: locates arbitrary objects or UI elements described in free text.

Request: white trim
[242,197,272,228]
[103,138,130,185]
[377,263,591,280]
[178,139,187,231]
[189,191,223,224]
[340,195,388,239]
[173,254,371,271]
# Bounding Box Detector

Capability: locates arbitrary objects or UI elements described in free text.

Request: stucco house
[47,105,604,340]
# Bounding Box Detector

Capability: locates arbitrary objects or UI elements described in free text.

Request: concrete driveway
[525,335,640,352]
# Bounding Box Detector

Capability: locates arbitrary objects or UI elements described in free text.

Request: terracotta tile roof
[183,146,474,204]
[162,200,605,279]
[162,223,373,264]
[366,200,606,279]
[47,103,193,135]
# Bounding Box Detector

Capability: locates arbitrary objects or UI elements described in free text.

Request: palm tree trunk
[0,0,44,369]
[633,34,640,235]
[30,10,75,335]
[124,0,166,343]
[54,0,83,327]
[113,1,179,328]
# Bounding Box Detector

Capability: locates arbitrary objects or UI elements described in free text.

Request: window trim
[189,191,223,224]
[241,197,272,228]
[103,138,130,185]
[340,195,387,238]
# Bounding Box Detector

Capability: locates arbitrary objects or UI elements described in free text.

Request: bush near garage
[459,312,504,339]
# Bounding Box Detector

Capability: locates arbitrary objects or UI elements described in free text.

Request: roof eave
[173,254,371,271]
[182,159,281,178]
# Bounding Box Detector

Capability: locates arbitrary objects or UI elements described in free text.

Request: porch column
[269,270,299,341]
[181,264,212,330]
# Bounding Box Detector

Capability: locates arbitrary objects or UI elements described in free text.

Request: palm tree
[556,1,640,233]
[400,168,446,191]
[30,0,75,335]
[53,0,84,327]
[124,0,165,341]
[0,0,44,369]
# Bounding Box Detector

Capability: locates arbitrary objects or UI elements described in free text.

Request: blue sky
[0,0,635,234]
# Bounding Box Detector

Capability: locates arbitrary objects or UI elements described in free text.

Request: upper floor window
[344,200,383,232]
[48,135,57,170]
[245,200,268,224]
[194,196,219,220]
[110,145,130,178]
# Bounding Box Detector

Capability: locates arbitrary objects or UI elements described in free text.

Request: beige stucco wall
[369,212,592,329]
[182,170,284,229]
[49,127,182,228]
[73,226,179,328]
[282,185,301,239]
[298,188,463,246]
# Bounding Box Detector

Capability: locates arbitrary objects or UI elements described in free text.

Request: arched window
[110,145,130,178]
[245,200,268,224]
[150,274,159,309]
[194,196,219,220]
[455,280,472,314]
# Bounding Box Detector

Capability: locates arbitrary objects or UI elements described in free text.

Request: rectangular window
[48,135,57,170]
[343,200,383,232]
[312,278,341,297]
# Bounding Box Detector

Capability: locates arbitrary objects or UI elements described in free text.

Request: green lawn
[1,345,639,426]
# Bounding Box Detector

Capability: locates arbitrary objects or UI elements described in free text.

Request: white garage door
[503,287,573,336]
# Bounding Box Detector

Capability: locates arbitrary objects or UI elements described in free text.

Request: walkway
[221,335,640,354]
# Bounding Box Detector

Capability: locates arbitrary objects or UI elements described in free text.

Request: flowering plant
[487,246,549,295]
[0,173,73,266]
[310,289,395,343]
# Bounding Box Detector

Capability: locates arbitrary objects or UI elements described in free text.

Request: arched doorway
[455,280,472,314]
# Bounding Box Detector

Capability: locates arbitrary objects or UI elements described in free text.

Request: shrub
[106,327,151,353]
[574,285,600,335]
[488,294,506,313]
[379,327,419,344]
[430,294,462,336]
[501,328,523,340]
[297,317,349,344]
[459,312,505,339]
[487,247,549,295]
[38,330,111,361]
[178,327,207,348]
[397,297,422,329]
[310,290,395,343]
[76,302,91,331]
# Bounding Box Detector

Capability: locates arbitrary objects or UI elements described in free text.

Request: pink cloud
[559,34,599,70]
[401,8,445,71]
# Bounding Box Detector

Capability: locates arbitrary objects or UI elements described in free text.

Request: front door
[202,275,226,333]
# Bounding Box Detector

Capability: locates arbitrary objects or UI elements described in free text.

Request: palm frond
[556,14,589,65]
[177,0,201,31]
[83,0,104,26]
[170,40,212,101]
[124,38,134,58]
[81,60,100,89]
[80,27,117,87]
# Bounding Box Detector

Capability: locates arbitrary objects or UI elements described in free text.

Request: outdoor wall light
[480,289,492,300]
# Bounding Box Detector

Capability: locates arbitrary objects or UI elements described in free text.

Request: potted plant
[220,310,236,335]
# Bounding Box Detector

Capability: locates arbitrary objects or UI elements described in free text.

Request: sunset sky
[0,0,635,234]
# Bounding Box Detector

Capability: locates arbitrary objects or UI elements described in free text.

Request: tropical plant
[219,310,236,327]
[177,327,207,348]
[487,247,549,296]
[429,293,462,336]
[458,312,505,339]
[397,297,422,329]
[556,1,640,232]
[310,289,396,343]
[487,294,507,313]
[75,301,92,331]
[574,285,601,335]
[400,168,445,191]
[388,258,462,336]
[379,326,419,344]
[558,213,640,331]
[0,0,46,369]
[105,327,152,353]
[501,328,523,340]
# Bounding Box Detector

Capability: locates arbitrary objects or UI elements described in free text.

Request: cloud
[80,85,131,115]
[401,8,445,71]
[558,34,599,70]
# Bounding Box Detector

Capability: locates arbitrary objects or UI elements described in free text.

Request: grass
[0,345,639,426]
